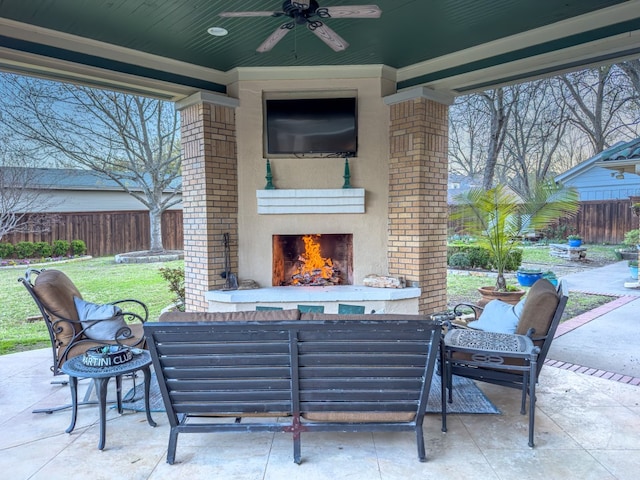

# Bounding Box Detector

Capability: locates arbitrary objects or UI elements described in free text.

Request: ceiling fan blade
[219,11,279,18]
[257,24,293,52]
[308,22,349,52]
[323,5,382,18]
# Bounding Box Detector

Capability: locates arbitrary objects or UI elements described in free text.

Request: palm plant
[453,182,579,291]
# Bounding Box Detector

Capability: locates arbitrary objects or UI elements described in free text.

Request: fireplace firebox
[272,234,353,286]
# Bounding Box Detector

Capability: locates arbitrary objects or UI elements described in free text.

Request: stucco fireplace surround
[179,74,451,316]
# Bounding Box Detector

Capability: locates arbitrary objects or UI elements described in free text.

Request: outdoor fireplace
[272,234,353,286]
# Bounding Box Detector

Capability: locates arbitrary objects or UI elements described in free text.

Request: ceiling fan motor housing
[284,1,320,24]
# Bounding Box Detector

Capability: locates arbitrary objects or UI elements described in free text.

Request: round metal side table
[61,349,157,450]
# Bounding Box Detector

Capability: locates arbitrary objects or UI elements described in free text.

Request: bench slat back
[144,319,441,421]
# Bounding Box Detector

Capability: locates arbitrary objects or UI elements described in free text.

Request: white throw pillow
[74,296,128,341]
[467,298,525,334]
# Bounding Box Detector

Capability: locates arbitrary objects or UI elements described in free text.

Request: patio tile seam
[554,294,637,338]
[544,359,640,386]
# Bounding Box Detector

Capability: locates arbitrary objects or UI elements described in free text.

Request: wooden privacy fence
[449,199,635,244]
[3,210,183,257]
[556,200,635,244]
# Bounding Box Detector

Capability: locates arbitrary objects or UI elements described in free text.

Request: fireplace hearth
[272,234,353,287]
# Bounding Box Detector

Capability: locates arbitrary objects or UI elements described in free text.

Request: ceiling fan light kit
[219,1,381,52]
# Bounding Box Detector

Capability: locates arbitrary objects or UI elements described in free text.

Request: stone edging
[114,250,184,264]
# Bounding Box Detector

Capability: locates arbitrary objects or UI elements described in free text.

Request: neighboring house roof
[1,167,182,213]
[594,137,640,176]
[447,173,482,204]
[2,167,181,192]
[555,139,640,201]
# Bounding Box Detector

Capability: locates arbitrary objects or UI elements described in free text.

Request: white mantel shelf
[257,188,365,214]
[207,285,420,303]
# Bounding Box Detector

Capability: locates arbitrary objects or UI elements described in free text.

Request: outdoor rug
[120,373,500,415]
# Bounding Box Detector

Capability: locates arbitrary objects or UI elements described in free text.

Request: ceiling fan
[219,1,381,52]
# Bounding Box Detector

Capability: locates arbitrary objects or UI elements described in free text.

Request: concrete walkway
[548,261,640,381]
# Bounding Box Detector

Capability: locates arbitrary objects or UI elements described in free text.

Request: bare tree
[502,80,569,195]
[0,146,58,241]
[480,88,512,189]
[558,65,636,154]
[448,95,490,177]
[0,73,181,253]
[618,59,640,95]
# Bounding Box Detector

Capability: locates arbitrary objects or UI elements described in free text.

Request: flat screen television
[264,97,357,157]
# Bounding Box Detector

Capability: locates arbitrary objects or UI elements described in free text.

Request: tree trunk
[482,88,509,190]
[149,207,164,253]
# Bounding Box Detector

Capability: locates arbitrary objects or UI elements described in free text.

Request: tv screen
[265,97,357,156]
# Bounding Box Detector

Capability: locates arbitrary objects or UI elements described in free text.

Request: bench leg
[416,426,427,462]
[167,428,179,464]
[293,434,301,465]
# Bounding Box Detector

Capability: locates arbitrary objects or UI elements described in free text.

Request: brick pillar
[177,92,239,311]
[384,88,453,314]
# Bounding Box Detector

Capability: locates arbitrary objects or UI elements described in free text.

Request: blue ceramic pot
[516,271,543,287]
[568,239,582,247]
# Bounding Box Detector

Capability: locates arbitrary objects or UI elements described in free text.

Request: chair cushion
[33,269,83,347]
[158,309,302,322]
[74,297,128,341]
[467,298,525,334]
[515,279,560,341]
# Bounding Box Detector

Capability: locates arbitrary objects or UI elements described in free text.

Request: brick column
[177,92,239,311]
[384,87,453,314]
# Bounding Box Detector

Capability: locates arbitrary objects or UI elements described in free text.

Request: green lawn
[0,257,182,355]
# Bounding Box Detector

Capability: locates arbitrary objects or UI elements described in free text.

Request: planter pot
[516,271,543,287]
[616,249,638,260]
[477,286,526,308]
[568,239,582,247]
[630,266,639,279]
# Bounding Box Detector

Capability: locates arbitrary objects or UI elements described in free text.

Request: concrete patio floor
[1,346,639,480]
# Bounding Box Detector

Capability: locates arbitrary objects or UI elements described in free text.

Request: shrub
[159,266,185,311]
[71,239,87,256]
[448,252,471,268]
[15,241,37,259]
[466,247,491,269]
[52,240,70,257]
[488,248,522,272]
[623,229,639,247]
[447,244,491,269]
[33,241,53,258]
[0,242,15,259]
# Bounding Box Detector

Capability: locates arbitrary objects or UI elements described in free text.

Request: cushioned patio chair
[441,279,568,446]
[19,268,148,412]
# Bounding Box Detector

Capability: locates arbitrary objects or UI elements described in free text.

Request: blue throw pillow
[74,296,127,341]
[467,298,525,334]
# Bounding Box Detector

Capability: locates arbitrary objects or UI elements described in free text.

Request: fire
[290,235,338,286]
